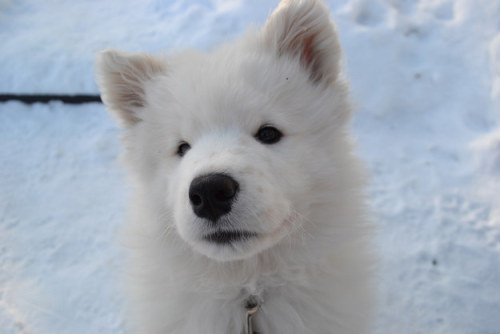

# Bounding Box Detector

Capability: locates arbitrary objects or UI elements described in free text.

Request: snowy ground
[1,0,499,333]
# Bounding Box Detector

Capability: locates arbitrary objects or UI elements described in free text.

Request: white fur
[96,0,374,333]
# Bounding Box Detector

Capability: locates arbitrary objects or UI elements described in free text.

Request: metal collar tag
[243,295,263,334]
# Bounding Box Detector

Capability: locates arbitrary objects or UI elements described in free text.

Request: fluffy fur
[97,0,374,333]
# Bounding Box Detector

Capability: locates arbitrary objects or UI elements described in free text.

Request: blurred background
[1,0,499,333]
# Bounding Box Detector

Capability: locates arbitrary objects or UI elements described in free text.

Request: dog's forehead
[160,51,281,127]
[148,46,334,140]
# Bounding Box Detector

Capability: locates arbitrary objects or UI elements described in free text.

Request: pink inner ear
[300,35,315,69]
[264,0,341,85]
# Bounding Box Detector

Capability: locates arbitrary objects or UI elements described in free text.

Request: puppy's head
[97,0,354,262]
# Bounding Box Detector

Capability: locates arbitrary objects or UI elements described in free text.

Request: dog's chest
[184,283,332,334]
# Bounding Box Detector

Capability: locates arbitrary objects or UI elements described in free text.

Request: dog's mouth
[203,230,258,245]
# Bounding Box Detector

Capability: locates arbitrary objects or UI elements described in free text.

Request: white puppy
[97,0,374,333]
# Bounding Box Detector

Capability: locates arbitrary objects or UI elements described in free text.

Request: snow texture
[1,0,499,333]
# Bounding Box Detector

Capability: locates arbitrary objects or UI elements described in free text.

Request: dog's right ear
[96,49,166,126]
[263,0,341,86]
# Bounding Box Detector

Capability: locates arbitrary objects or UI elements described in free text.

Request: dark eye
[177,142,191,157]
[255,125,283,144]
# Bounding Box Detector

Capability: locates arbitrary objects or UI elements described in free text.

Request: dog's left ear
[263,0,341,85]
[96,49,167,127]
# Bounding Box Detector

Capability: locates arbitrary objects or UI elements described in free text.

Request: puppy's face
[151,54,319,261]
[97,0,350,261]
[164,82,304,261]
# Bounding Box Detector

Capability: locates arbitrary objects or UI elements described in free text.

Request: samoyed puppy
[97,0,374,333]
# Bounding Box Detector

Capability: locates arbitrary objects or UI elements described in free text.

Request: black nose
[189,173,239,222]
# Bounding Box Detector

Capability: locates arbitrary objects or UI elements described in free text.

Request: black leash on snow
[0,94,102,104]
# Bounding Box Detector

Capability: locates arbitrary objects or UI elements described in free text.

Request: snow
[1,0,499,333]
[0,102,126,333]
